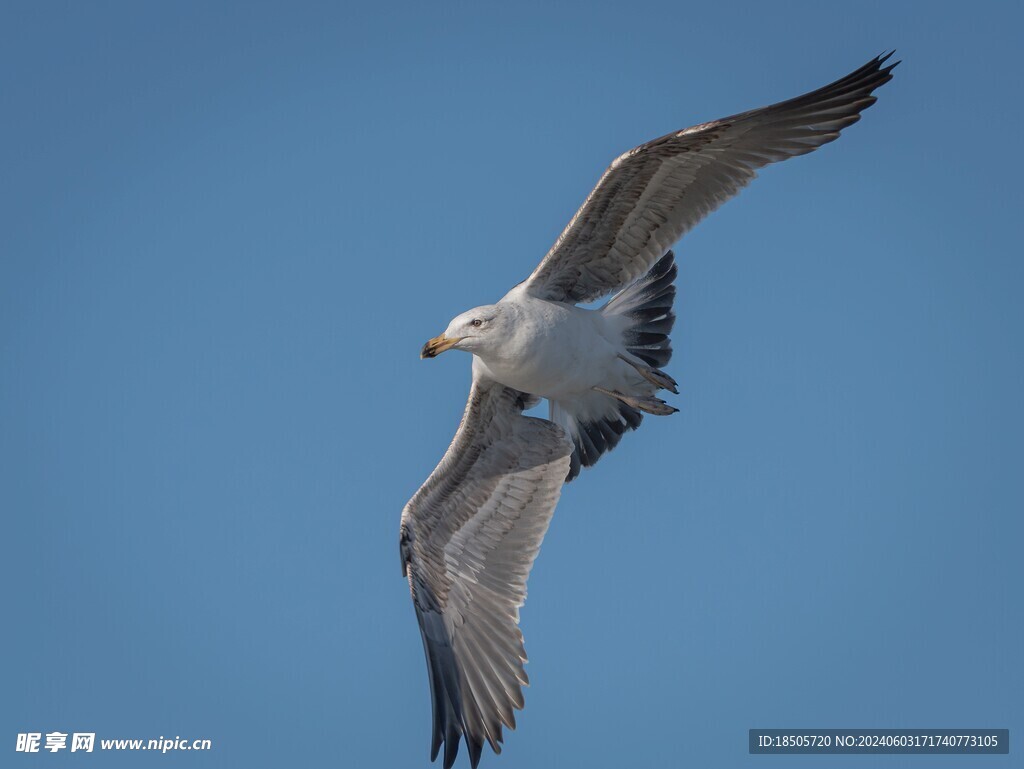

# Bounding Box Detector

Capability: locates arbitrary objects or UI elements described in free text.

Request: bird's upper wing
[522,52,898,304]
[400,370,573,769]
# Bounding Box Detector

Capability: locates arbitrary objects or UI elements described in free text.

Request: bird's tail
[551,251,678,481]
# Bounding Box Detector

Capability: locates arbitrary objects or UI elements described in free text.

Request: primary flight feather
[400,53,897,768]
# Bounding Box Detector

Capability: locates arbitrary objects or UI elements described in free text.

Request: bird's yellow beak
[421,334,462,359]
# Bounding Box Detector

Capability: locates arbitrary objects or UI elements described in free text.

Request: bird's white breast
[474,292,622,399]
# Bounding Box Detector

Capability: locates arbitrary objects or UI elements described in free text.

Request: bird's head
[421,304,507,359]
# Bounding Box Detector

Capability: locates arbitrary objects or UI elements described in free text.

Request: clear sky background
[2,2,1021,768]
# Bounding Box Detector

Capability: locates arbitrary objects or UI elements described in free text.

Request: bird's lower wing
[400,375,573,768]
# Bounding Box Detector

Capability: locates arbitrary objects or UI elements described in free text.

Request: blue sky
[2,2,1021,767]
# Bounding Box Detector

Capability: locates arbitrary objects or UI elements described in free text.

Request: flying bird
[400,53,897,768]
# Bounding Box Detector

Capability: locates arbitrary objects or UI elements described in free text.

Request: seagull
[400,53,897,769]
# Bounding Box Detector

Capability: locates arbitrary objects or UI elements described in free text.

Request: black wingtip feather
[565,448,582,482]
[467,736,483,769]
[603,251,678,372]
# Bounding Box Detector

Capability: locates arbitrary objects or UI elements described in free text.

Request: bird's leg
[617,353,679,394]
[592,386,678,416]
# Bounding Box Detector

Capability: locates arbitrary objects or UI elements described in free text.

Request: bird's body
[473,289,631,400]
[400,53,898,769]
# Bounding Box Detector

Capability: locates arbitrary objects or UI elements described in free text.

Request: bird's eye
[471,318,483,327]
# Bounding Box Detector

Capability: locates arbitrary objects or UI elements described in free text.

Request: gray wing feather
[400,376,572,769]
[524,52,898,304]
